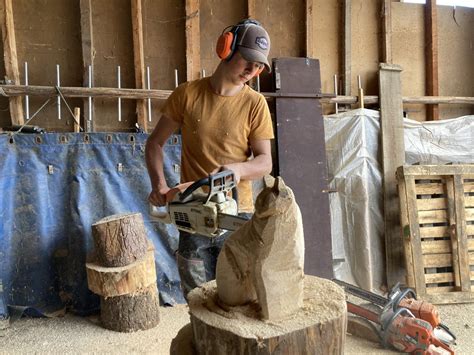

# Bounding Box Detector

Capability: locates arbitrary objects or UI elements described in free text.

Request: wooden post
[80,0,95,132]
[247,0,256,19]
[379,63,405,287]
[305,0,315,58]
[382,0,392,64]
[73,107,80,133]
[343,0,351,97]
[131,0,148,131]
[425,0,439,120]
[0,0,24,125]
[185,0,200,82]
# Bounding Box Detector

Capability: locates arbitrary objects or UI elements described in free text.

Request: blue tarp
[0,132,185,318]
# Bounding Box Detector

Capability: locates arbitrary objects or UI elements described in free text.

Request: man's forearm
[231,153,272,181]
[145,140,167,189]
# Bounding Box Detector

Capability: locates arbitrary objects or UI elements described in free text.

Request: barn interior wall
[0,0,472,131]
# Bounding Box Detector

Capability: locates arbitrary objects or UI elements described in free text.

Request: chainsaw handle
[179,170,238,205]
[179,176,210,202]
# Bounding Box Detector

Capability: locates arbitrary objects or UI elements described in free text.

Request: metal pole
[334,74,339,114]
[146,66,152,122]
[88,65,92,122]
[256,75,260,92]
[201,69,206,78]
[56,64,61,119]
[174,69,179,88]
[117,66,121,122]
[24,62,29,119]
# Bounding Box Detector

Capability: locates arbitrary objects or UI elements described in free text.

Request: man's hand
[148,185,171,206]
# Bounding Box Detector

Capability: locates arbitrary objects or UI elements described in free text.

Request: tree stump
[87,213,160,332]
[101,284,160,332]
[86,248,156,297]
[188,275,347,354]
[92,212,148,267]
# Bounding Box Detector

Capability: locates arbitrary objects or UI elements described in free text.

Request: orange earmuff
[216,32,235,60]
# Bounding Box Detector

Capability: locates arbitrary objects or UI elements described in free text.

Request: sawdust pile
[188,275,346,339]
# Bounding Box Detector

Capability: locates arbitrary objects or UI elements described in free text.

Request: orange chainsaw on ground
[334,279,456,354]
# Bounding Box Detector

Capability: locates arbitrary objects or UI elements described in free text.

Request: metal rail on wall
[1,84,473,105]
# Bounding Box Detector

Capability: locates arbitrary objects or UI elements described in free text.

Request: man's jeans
[176,213,252,300]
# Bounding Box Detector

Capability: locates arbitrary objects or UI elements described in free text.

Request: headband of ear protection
[216,19,265,77]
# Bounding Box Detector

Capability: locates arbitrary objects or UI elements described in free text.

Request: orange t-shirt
[161,77,274,212]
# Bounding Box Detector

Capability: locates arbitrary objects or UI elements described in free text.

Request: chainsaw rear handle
[179,170,238,204]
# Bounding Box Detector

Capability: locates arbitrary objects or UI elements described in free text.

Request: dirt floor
[1,302,472,354]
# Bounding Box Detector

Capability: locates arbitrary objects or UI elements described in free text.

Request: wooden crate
[397,164,474,304]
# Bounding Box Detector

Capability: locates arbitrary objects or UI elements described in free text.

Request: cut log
[100,284,160,332]
[86,248,156,298]
[170,323,196,355]
[92,212,148,267]
[189,275,347,354]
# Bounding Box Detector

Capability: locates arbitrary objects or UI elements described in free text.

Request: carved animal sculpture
[216,175,305,321]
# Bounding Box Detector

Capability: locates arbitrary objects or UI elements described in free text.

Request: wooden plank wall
[1,0,472,129]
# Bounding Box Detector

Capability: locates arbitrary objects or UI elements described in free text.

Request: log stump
[187,275,347,354]
[101,284,160,332]
[86,248,157,297]
[92,212,148,267]
[87,213,160,332]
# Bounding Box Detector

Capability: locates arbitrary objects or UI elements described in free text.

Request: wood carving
[216,175,305,321]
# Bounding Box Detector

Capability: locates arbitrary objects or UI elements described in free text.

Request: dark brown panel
[272,57,332,279]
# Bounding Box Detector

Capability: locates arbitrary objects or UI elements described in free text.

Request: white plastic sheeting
[324,108,474,292]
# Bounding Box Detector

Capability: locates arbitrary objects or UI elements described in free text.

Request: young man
[145,19,274,299]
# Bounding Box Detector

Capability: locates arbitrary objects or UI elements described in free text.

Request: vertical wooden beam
[247,0,256,19]
[131,0,147,131]
[80,0,94,132]
[305,0,315,58]
[343,0,351,96]
[382,0,392,63]
[0,0,24,125]
[185,0,200,82]
[379,63,405,287]
[73,107,81,133]
[425,0,439,120]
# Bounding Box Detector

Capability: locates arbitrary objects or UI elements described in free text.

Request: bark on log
[188,275,347,354]
[86,248,156,298]
[100,284,160,332]
[92,212,148,267]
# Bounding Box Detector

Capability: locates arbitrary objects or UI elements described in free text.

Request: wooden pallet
[397,165,474,304]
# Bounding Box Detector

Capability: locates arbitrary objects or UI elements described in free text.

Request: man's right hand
[148,186,170,207]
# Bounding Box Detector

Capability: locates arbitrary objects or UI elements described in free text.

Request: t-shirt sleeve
[160,83,186,124]
[249,94,274,140]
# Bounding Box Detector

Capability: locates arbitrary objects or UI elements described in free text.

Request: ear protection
[216,19,265,77]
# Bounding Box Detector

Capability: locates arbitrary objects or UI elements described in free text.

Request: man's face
[225,51,264,85]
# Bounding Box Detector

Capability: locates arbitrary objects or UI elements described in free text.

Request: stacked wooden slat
[397,164,474,304]
[86,212,160,332]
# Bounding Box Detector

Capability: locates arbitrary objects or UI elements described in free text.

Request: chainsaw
[334,279,456,354]
[149,170,248,237]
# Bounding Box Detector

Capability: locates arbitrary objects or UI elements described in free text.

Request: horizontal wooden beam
[2,85,474,106]
[0,85,172,100]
